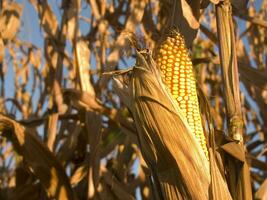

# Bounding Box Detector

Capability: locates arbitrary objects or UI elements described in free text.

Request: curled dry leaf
[113,50,210,199]
[0,114,75,200]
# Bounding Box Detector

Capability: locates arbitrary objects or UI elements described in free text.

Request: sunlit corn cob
[155,31,209,158]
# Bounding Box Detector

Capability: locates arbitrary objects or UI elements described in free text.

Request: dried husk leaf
[0,114,76,200]
[113,50,210,199]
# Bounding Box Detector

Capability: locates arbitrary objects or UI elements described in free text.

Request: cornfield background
[0,0,267,199]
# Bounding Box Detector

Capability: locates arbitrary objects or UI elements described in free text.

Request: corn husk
[113,49,210,199]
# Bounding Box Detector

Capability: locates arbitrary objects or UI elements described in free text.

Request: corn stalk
[215,0,252,199]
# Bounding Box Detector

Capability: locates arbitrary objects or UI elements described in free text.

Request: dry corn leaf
[209,0,220,4]
[0,114,75,200]
[209,148,233,200]
[231,0,248,15]
[198,92,232,199]
[100,0,146,86]
[0,2,22,40]
[246,140,264,152]
[97,181,117,200]
[255,178,267,200]
[30,0,58,37]
[63,89,103,112]
[166,0,200,46]
[239,63,267,91]
[85,112,102,198]
[65,0,81,41]
[75,39,95,96]
[221,141,246,162]
[9,180,40,200]
[249,156,267,171]
[0,38,4,63]
[46,113,58,151]
[101,166,135,200]
[180,0,200,29]
[56,123,82,166]
[113,50,210,199]
[70,164,88,185]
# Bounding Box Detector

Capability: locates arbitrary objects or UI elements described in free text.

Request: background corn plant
[0,0,266,199]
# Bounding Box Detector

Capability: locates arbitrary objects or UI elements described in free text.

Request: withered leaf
[255,179,267,200]
[0,2,22,40]
[0,114,76,200]
[63,89,103,112]
[75,39,95,95]
[221,141,246,162]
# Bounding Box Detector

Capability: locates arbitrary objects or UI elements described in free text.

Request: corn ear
[155,31,209,158]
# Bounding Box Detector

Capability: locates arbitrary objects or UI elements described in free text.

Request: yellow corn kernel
[155,31,209,159]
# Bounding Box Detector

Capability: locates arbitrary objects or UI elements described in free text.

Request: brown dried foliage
[0,0,266,199]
